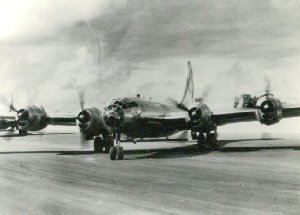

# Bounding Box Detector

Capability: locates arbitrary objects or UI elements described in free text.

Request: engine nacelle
[77,107,103,139]
[188,102,214,131]
[257,96,282,126]
[17,106,48,131]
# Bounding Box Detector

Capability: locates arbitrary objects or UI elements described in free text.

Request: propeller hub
[188,107,202,122]
[260,100,274,114]
[77,110,90,124]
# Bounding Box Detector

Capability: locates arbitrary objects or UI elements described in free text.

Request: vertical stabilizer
[180,61,195,107]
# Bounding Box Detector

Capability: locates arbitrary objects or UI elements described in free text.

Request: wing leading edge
[0,115,16,130]
[46,115,77,126]
[212,109,258,126]
[282,106,300,118]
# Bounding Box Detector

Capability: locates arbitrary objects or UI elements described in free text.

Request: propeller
[9,93,18,112]
[264,76,272,101]
[79,89,85,110]
[201,85,211,102]
[76,89,89,147]
[168,98,189,112]
[248,77,276,113]
[0,93,18,112]
[0,94,18,141]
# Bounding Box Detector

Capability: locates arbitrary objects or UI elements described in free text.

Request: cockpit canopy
[105,98,139,110]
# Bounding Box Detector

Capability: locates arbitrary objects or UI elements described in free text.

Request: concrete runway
[0,130,300,215]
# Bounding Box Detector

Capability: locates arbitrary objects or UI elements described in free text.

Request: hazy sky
[1,0,300,123]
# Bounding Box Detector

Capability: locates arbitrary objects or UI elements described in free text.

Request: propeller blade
[168,98,189,112]
[202,85,212,101]
[0,94,18,112]
[79,89,85,110]
[264,77,271,95]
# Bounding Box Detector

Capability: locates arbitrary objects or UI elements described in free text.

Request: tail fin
[180,61,195,107]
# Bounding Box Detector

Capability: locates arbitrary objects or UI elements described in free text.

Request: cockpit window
[106,98,139,109]
[130,102,138,107]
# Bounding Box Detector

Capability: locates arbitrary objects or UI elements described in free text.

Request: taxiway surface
[0,130,300,215]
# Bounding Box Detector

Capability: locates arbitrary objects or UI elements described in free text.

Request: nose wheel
[110,133,124,160]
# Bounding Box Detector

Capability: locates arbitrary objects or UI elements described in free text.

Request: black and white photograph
[1,0,300,214]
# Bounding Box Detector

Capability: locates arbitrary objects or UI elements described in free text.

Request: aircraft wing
[140,109,258,127]
[281,106,300,118]
[211,109,258,126]
[0,115,16,130]
[46,115,77,126]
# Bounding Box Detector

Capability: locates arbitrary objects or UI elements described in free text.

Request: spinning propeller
[76,89,110,147]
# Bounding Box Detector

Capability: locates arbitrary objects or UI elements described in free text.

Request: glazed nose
[104,105,124,128]
[17,109,29,126]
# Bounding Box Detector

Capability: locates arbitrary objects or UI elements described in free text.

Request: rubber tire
[117,147,124,160]
[19,130,27,136]
[207,133,218,150]
[196,133,206,152]
[110,146,117,160]
[94,137,103,153]
[104,141,113,153]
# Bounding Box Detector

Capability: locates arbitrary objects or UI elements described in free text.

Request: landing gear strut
[110,133,124,160]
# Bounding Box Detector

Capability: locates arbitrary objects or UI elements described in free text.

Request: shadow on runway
[0,132,76,138]
[0,138,299,159]
[0,150,94,155]
[124,144,207,160]
[216,138,300,153]
[124,138,299,160]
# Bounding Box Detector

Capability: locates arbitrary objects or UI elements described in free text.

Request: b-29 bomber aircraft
[76,61,300,160]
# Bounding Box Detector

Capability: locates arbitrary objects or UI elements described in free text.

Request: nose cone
[103,105,124,128]
[260,100,275,114]
[77,110,90,124]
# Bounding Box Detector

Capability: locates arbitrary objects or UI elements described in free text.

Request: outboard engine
[257,95,282,125]
[16,106,48,131]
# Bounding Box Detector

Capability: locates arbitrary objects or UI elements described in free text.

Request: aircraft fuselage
[104,98,188,138]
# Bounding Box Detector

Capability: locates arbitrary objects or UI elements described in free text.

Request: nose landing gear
[109,133,124,160]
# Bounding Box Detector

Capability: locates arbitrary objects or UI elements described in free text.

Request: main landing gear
[19,130,28,136]
[93,133,124,160]
[195,131,219,152]
[109,133,124,160]
[93,136,113,153]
